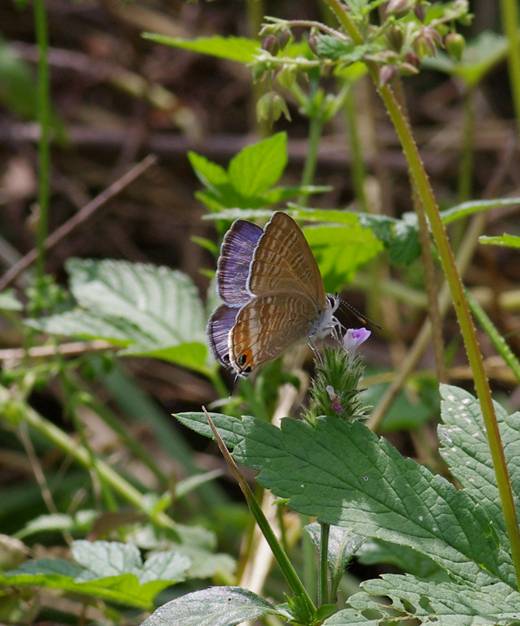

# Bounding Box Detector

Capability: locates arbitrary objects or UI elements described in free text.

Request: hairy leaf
[26,259,209,374]
[233,415,515,587]
[349,574,520,625]
[438,385,520,536]
[140,586,283,626]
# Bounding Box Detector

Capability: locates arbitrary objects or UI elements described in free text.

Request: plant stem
[500,0,520,138]
[299,113,324,202]
[344,85,368,212]
[0,385,178,533]
[205,411,317,619]
[324,0,520,588]
[33,0,51,281]
[319,522,330,605]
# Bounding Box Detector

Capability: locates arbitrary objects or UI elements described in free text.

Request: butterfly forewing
[217,219,263,307]
[230,292,318,374]
[248,212,326,307]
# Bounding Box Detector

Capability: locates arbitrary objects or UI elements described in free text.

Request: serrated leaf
[304,224,383,291]
[228,132,287,198]
[1,541,191,610]
[233,415,515,587]
[438,385,520,537]
[175,412,248,450]
[305,523,364,594]
[323,609,380,625]
[140,586,281,626]
[358,539,446,581]
[479,233,520,249]
[142,34,260,64]
[349,574,520,625]
[26,259,210,374]
[316,35,374,64]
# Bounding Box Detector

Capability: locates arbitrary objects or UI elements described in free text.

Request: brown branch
[0,154,157,292]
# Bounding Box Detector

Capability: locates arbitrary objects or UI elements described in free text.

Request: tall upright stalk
[500,0,520,138]
[323,0,520,589]
[33,0,51,281]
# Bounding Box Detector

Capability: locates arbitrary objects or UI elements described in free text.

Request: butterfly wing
[217,219,262,307]
[207,304,238,366]
[230,292,318,375]
[247,212,326,307]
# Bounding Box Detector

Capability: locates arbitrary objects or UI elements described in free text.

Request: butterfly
[207,211,340,377]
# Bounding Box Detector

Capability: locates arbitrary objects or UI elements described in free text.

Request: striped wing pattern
[230,292,317,374]
[248,212,326,307]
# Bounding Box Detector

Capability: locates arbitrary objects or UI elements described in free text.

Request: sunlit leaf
[142,34,260,64]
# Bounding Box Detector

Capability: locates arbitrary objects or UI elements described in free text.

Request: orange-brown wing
[248,212,326,307]
[230,292,318,375]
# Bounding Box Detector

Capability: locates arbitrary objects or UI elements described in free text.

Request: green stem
[500,0,520,138]
[319,522,330,605]
[325,0,520,590]
[0,385,178,533]
[299,113,324,203]
[34,0,51,281]
[466,291,520,382]
[206,412,316,619]
[344,85,368,212]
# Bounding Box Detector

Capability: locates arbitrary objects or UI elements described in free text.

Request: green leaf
[16,510,97,539]
[358,539,446,581]
[1,541,190,610]
[188,152,229,189]
[479,233,520,249]
[142,34,260,64]
[304,224,383,291]
[438,385,520,537]
[305,523,364,594]
[440,197,520,225]
[175,412,248,450]
[0,38,36,119]
[141,586,283,626]
[0,289,22,311]
[26,259,210,374]
[349,574,520,625]
[316,36,374,64]
[233,414,515,587]
[323,609,380,625]
[228,132,287,198]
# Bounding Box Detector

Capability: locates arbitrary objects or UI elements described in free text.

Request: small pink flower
[326,385,343,414]
[343,327,371,352]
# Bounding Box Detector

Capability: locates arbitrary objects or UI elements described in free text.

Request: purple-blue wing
[217,219,262,307]
[207,304,238,366]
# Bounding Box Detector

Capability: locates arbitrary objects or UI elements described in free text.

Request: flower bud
[262,34,279,55]
[414,3,425,20]
[404,51,420,69]
[387,25,404,52]
[386,0,414,15]
[256,91,291,125]
[380,64,396,86]
[444,32,465,62]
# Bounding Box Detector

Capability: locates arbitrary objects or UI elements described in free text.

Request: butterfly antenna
[340,299,382,331]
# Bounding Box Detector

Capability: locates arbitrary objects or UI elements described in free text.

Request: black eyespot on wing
[243,366,252,374]
[238,354,247,367]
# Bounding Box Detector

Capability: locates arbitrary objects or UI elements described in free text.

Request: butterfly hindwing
[230,292,317,375]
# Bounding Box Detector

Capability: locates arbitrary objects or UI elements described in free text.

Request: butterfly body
[208,212,338,376]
